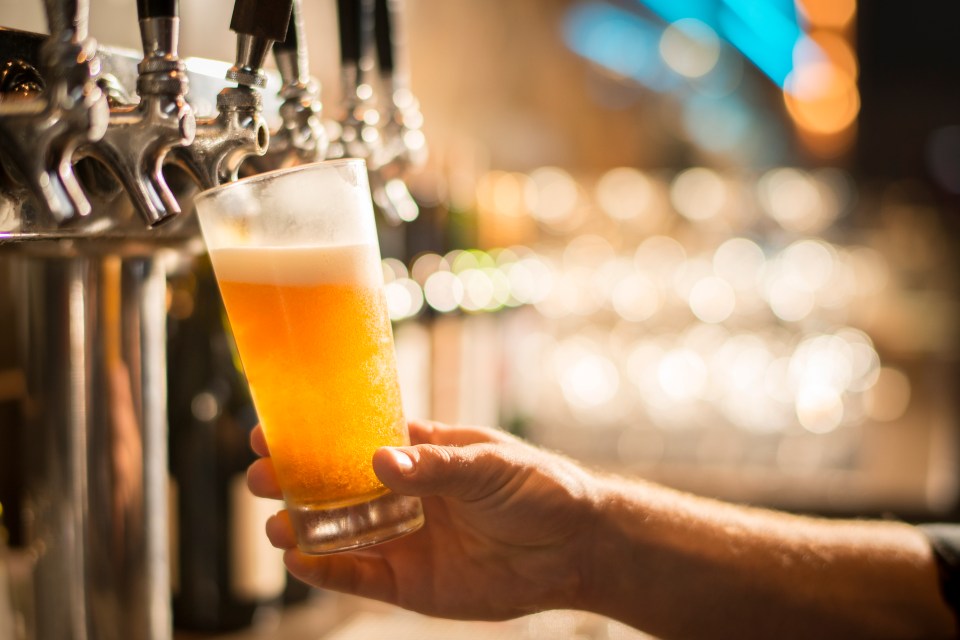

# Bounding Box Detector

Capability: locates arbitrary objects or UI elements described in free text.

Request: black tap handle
[373,0,394,75]
[273,0,300,53]
[136,0,177,19]
[230,0,293,42]
[337,0,362,67]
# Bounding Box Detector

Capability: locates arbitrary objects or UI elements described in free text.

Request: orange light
[795,0,856,30]
[784,62,860,136]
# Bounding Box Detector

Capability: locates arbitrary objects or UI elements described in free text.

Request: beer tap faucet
[77,0,195,227]
[169,0,293,189]
[260,0,329,167]
[372,0,425,172]
[0,0,109,223]
[329,0,377,162]
[368,0,424,223]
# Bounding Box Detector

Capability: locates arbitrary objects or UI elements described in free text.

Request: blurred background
[1,0,959,638]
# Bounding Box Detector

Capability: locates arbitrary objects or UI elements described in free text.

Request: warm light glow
[688,276,736,323]
[555,339,620,409]
[796,384,844,433]
[757,168,836,232]
[384,278,424,321]
[611,273,662,322]
[804,30,858,79]
[458,269,496,312]
[423,270,463,312]
[658,348,708,400]
[528,167,579,224]
[795,0,856,29]
[713,238,766,291]
[635,236,687,284]
[381,257,407,283]
[659,18,721,79]
[503,257,553,305]
[595,167,655,222]
[477,171,531,218]
[411,252,447,286]
[670,168,727,222]
[784,56,859,136]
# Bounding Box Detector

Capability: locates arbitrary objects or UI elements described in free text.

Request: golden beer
[196,159,423,554]
[211,243,408,509]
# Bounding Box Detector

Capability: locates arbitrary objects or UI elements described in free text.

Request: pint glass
[194,159,424,554]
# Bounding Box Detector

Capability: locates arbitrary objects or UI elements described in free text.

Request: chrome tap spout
[170,87,268,189]
[78,15,195,227]
[259,0,329,168]
[0,2,108,223]
[168,0,292,188]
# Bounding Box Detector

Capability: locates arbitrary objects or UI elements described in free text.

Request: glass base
[288,491,424,555]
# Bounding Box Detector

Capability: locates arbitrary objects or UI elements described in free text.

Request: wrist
[572,474,649,616]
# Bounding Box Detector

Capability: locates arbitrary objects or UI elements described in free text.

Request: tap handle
[230,0,293,42]
[373,0,395,76]
[337,0,363,70]
[273,0,299,53]
[227,0,293,89]
[136,0,177,19]
[272,0,309,83]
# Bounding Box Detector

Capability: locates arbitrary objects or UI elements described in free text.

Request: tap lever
[77,0,194,227]
[337,0,363,72]
[136,0,177,19]
[373,0,395,76]
[258,0,328,165]
[273,0,310,90]
[227,0,294,89]
[230,0,293,42]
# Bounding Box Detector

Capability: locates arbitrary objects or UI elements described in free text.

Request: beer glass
[194,159,424,554]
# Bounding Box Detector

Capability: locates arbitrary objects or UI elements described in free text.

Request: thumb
[373,443,515,502]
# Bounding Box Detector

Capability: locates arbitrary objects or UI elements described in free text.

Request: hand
[246,419,601,620]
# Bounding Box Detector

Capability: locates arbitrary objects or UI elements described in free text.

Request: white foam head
[210,243,384,287]
[195,159,378,252]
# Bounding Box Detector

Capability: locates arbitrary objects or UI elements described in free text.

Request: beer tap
[329,0,377,162]
[0,0,109,223]
[257,0,329,168]
[330,0,422,223]
[76,0,195,227]
[369,0,424,223]
[372,0,425,172]
[169,0,293,188]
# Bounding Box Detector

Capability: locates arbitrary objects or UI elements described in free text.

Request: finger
[373,441,517,502]
[247,457,283,499]
[250,424,270,457]
[407,419,514,447]
[265,510,298,549]
[282,549,398,605]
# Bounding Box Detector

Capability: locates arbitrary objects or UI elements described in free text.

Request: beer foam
[209,243,383,287]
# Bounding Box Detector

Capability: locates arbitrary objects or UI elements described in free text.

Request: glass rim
[193,157,368,208]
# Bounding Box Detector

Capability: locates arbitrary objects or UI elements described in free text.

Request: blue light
[719,0,802,85]
[563,3,681,93]
[633,0,807,88]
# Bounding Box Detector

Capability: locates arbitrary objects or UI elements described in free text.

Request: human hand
[246,419,601,620]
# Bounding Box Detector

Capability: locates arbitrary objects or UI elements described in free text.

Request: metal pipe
[15,247,170,640]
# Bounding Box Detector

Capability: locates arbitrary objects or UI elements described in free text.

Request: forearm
[576,477,956,639]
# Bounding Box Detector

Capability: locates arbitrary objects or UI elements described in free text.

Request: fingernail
[388,448,415,474]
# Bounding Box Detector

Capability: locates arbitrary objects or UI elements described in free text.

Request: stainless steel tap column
[0,0,288,638]
[15,246,171,640]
